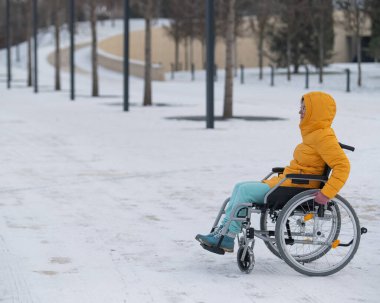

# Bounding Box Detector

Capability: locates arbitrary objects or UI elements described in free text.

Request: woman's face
[299,99,306,120]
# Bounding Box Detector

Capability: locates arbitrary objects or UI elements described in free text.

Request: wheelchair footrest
[200,243,225,255]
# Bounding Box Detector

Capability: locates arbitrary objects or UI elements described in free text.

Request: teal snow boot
[195,228,235,253]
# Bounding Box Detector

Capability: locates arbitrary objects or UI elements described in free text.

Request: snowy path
[1,20,380,303]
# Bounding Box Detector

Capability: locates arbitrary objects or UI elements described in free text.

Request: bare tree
[24,0,33,87]
[337,0,367,87]
[89,0,99,96]
[249,0,274,80]
[307,0,334,83]
[53,0,63,90]
[164,13,183,71]
[366,0,380,62]
[269,0,312,78]
[223,0,236,119]
[132,0,158,106]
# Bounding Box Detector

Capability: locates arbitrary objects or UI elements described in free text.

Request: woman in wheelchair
[196,91,350,254]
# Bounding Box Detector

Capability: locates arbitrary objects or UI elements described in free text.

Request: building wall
[97,11,372,76]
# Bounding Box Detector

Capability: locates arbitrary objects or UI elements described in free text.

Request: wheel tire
[275,190,361,276]
[260,210,282,259]
[237,246,255,274]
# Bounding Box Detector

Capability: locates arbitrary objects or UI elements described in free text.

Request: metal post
[191,63,195,81]
[214,64,217,82]
[69,0,75,100]
[345,68,350,93]
[33,0,38,93]
[123,0,129,111]
[6,0,11,89]
[206,0,214,129]
[270,64,274,87]
[240,64,244,84]
[305,65,309,89]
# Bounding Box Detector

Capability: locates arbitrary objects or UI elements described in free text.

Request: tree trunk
[90,0,99,96]
[27,36,32,86]
[15,3,21,63]
[318,11,324,84]
[318,32,324,83]
[355,2,362,87]
[357,33,362,87]
[234,36,238,77]
[111,0,115,27]
[190,35,194,68]
[54,0,61,91]
[27,0,32,87]
[293,45,299,74]
[174,34,179,71]
[201,39,205,69]
[223,0,235,119]
[143,8,152,106]
[184,36,189,70]
[286,32,291,81]
[258,31,264,80]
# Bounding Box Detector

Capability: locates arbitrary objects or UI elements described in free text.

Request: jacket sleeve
[315,130,350,199]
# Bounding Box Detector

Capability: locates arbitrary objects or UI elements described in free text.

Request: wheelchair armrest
[339,142,355,152]
[286,174,328,182]
[272,167,285,173]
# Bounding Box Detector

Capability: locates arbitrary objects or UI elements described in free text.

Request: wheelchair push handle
[285,174,328,182]
[339,142,355,152]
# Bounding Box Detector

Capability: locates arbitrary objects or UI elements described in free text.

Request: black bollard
[191,63,195,81]
[214,64,218,82]
[240,64,244,84]
[305,65,309,89]
[345,69,350,93]
[270,65,274,87]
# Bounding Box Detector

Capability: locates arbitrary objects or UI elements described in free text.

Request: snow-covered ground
[1,20,380,303]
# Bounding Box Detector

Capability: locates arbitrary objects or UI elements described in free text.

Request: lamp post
[33,0,38,93]
[69,0,75,100]
[6,0,11,89]
[206,0,215,129]
[123,0,129,111]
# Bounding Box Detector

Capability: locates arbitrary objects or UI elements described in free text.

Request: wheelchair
[200,143,367,276]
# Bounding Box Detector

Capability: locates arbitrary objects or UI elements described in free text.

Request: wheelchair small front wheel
[275,190,361,276]
[237,246,255,274]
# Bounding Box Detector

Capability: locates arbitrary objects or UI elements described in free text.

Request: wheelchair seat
[266,187,310,209]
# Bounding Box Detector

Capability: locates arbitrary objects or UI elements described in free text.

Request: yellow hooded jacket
[263,92,350,199]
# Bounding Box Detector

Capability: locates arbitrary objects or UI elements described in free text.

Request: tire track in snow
[109,248,155,302]
[0,235,35,303]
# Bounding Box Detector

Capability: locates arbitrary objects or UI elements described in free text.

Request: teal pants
[221,181,270,234]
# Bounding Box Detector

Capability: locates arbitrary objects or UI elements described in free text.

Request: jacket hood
[300,91,336,137]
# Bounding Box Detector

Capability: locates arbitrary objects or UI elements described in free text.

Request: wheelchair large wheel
[260,205,340,262]
[275,190,361,276]
[260,209,281,259]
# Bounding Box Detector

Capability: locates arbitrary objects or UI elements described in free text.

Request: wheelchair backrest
[319,143,355,189]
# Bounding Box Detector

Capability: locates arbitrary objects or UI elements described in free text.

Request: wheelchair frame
[199,143,367,276]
